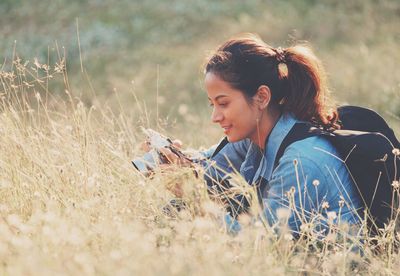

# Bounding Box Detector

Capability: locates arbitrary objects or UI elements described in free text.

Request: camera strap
[211,137,229,158]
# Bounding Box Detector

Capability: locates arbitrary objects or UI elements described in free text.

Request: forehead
[205,72,238,98]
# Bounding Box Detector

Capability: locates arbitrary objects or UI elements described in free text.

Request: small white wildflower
[23,81,33,88]
[276,208,291,221]
[327,211,337,222]
[300,223,312,232]
[232,255,240,263]
[254,220,263,228]
[312,179,320,187]
[35,93,41,101]
[87,175,96,188]
[138,180,146,186]
[285,186,296,197]
[34,57,41,69]
[42,64,50,72]
[284,233,293,241]
[392,180,400,190]
[54,59,65,73]
[392,148,400,156]
[321,201,330,209]
[338,199,345,208]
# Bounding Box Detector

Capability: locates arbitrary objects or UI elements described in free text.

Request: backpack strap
[274,123,323,170]
[211,137,229,158]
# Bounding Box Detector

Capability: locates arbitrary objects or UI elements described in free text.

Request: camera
[132,128,205,176]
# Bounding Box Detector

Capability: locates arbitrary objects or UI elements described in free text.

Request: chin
[226,134,243,143]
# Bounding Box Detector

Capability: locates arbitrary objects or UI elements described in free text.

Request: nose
[211,107,223,123]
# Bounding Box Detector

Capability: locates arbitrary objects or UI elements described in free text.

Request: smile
[221,125,232,134]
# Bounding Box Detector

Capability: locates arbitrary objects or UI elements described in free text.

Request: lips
[221,125,232,134]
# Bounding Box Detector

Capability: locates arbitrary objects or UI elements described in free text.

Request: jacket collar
[259,112,298,181]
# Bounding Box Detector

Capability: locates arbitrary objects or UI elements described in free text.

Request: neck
[250,106,282,150]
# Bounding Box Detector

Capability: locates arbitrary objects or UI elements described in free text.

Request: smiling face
[205,72,261,143]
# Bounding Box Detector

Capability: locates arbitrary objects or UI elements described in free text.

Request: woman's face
[205,72,260,143]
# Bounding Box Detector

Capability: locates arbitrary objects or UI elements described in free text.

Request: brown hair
[205,34,339,129]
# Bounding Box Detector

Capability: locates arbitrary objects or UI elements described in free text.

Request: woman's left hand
[159,140,193,167]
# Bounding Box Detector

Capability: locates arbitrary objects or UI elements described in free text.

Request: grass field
[1,0,400,274]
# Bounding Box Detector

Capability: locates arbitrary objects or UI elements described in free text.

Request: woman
[163,34,362,235]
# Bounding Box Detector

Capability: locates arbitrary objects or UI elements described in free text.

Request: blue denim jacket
[204,113,362,234]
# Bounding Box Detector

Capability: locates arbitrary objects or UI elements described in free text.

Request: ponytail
[283,45,339,129]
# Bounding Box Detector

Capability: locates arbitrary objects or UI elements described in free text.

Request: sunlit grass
[0,53,400,275]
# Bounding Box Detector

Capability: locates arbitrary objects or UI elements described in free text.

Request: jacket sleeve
[201,139,251,217]
[202,139,249,187]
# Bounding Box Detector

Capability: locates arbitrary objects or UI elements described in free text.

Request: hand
[159,140,193,167]
[140,139,191,166]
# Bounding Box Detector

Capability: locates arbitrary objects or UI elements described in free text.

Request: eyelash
[209,103,227,107]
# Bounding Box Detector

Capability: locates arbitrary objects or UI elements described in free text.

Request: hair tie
[274,47,286,63]
[274,47,288,79]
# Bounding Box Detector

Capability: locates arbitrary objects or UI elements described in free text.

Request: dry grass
[0,52,400,275]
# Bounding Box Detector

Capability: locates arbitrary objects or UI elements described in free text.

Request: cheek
[238,105,257,122]
[225,99,258,126]
[240,109,260,134]
[230,106,257,131]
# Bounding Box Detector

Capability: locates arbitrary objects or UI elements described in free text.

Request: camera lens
[132,149,160,175]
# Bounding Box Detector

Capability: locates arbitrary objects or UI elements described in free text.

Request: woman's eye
[208,102,228,107]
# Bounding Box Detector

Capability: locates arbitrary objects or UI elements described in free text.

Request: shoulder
[273,135,344,185]
[283,135,341,163]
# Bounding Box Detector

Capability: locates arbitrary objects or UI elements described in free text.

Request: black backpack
[275,106,400,234]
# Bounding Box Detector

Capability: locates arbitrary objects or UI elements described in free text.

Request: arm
[202,139,251,217]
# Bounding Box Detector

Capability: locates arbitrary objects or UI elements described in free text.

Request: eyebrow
[208,95,229,101]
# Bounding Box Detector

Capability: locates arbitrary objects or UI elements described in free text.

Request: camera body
[132,128,205,176]
[132,128,173,175]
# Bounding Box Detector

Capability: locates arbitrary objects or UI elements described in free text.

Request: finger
[172,139,183,149]
[140,140,151,152]
[159,147,179,164]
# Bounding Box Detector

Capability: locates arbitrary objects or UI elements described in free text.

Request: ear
[254,85,271,110]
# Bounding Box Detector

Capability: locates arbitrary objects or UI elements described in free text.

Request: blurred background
[1,0,399,143]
